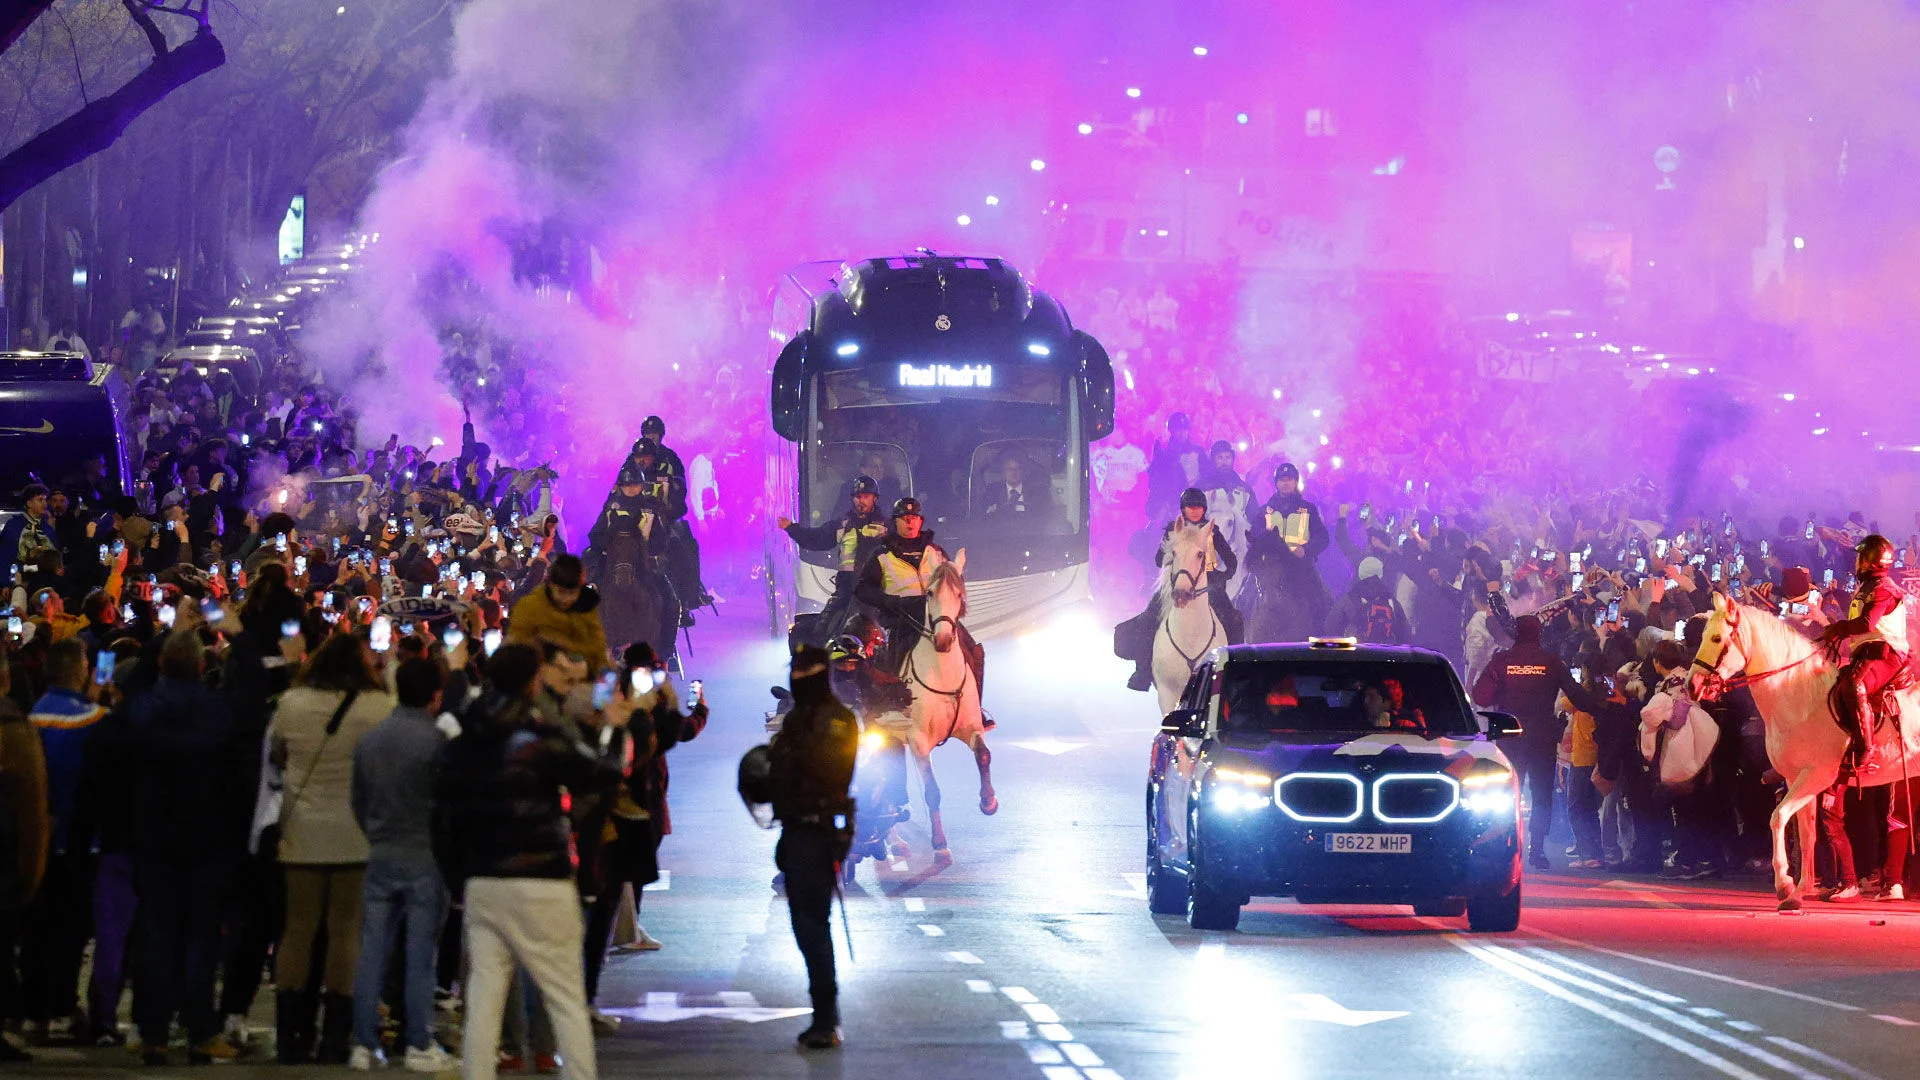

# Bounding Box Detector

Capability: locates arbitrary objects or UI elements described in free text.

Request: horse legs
[1771,768,1830,910]
[971,735,998,816]
[915,747,951,867]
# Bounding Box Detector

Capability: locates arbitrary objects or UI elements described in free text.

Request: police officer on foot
[767,644,858,1049]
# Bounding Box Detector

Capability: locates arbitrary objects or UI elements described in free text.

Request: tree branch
[121,0,167,56]
[0,21,224,215]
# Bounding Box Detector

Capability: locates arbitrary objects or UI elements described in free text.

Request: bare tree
[0,0,223,214]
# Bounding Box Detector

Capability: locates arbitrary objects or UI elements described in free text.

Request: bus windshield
[806,365,1083,538]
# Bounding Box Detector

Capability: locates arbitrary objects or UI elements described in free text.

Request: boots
[1837,678,1885,773]
[275,990,317,1065]
[315,992,354,1065]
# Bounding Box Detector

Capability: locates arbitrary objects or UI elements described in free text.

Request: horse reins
[1162,556,1219,671]
[1691,602,1825,694]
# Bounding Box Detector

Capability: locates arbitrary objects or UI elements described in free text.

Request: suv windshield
[1218,659,1477,739]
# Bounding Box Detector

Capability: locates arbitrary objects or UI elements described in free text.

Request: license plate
[1325,833,1412,854]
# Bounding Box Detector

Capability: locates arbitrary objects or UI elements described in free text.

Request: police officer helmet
[891,496,923,520]
[1274,461,1300,483]
[1856,534,1896,577]
[828,634,866,664]
[851,475,879,498]
[641,415,666,438]
[631,437,660,462]
[843,612,885,649]
[1179,487,1208,511]
[616,464,644,488]
[737,744,776,821]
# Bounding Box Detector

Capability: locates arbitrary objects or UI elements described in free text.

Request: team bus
[765,254,1114,639]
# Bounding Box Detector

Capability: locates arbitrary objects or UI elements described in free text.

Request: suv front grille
[1371,774,1460,823]
[1274,773,1365,823]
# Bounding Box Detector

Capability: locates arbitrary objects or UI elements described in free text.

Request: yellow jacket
[506,586,610,671]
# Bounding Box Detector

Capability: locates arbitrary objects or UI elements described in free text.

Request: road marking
[918,924,947,937]
[1027,1044,1065,1064]
[1008,738,1089,755]
[1599,879,1681,909]
[1484,945,1838,1080]
[1040,1067,1083,1080]
[1727,1020,1764,1033]
[600,990,812,1024]
[1871,1014,1918,1027]
[1765,1037,1887,1080]
[642,869,670,892]
[1524,948,1689,1005]
[1449,938,1769,1080]
[1003,986,1039,1003]
[966,979,994,993]
[999,1020,1031,1039]
[1038,1023,1074,1042]
[904,897,927,912]
[1023,1003,1062,1023]
[1530,928,1868,1012]
[1063,1043,1105,1067]
[1117,872,1148,898]
[1691,1007,1727,1018]
[946,950,984,964]
[1276,992,1408,1027]
[1083,1070,1126,1080]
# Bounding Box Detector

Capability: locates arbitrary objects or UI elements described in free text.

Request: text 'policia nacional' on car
[1147,638,1527,932]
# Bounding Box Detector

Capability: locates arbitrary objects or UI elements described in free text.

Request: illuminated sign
[898,363,993,389]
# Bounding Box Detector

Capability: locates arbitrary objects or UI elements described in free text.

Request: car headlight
[1460,763,1516,815]
[1212,767,1274,788]
[1209,784,1270,812]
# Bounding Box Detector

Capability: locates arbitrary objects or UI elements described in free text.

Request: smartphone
[471,570,486,588]
[690,679,704,697]
[387,516,398,530]
[111,539,125,557]
[1711,563,1723,583]
[281,618,301,639]
[1654,538,1668,559]
[1569,552,1582,572]
[1805,520,1816,540]
[98,544,110,565]
[157,604,176,628]
[94,651,116,686]
[443,626,466,650]
[489,526,500,542]
[511,511,521,526]
[200,598,226,625]
[1760,539,1771,557]
[592,671,618,710]
[1605,599,1620,622]
[1735,553,1747,573]
[1530,547,1539,559]
[8,614,24,638]
[404,520,416,537]
[1571,572,1585,591]
[230,560,242,579]
[275,533,288,552]
[120,603,135,623]
[371,616,392,652]
[1570,667,1584,684]
[1791,602,1810,616]
[421,585,433,598]
[1359,505,1371,521]
[380,558,392,576]
[482,628,502,657]
[1634,557,1648,574]
[241,433,251,446]
[294,556,308,576]
[331,536,342,554]
[400,622,416,637]
[1398,533,1409,546]
[1824,569,1835,586]
[321,592,334,610]
[357,596,375,614]
[1673,620,1686,638]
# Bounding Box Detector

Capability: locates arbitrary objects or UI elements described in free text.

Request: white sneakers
[1878,883,1906,902]
[404,1044,461,1073]
[349,1045,384,1071]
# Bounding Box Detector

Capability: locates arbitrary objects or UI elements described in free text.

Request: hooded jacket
[767,664,858,825]
[506,584,610,672]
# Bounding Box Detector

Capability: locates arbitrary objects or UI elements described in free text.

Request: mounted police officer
[854,497,987,702]
[765,644,858,1049]
[585,462,682,660]
[624,437,710,622]
[636,415,687,480]
[779,476,889,646]
[1116,487,1244,692]
[1818,534,1912,772]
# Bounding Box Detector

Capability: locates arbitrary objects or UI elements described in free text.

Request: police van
[0,350,134,505]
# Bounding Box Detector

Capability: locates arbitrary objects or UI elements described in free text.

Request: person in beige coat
[269,633,395,1064]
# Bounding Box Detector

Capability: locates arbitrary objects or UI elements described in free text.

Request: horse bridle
[1162,550,1219,671]
[1691,602,1823,698]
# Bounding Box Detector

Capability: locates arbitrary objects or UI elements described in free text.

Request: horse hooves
[933,847,954,868]
[980,794,999,816]
[1776,883,1794,901]
[1777,896,1802,912]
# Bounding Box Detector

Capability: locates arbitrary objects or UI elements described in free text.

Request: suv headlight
[1460,763,1516,815]
[1208,768,1274,811]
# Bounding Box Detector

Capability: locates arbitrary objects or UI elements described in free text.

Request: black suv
[1146,640,1525,932]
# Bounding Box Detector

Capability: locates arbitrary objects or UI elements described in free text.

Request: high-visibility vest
[1851,584,1911,654]
[876,549,932,597]
[837,521,887,572]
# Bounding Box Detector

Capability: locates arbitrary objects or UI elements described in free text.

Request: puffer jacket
[431,691,624,890]
[505,584,609,671]
[271,685,395,865]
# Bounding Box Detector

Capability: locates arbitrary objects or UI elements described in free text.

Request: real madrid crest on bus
[934,314,952,331]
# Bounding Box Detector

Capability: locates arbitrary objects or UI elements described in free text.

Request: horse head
[1690,592,1747,701]
[1162,522,1214,607]
[927,548,968,653]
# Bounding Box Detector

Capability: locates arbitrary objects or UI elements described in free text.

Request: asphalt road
[24,623,1920,1078]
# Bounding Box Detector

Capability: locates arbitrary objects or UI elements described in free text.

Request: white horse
[899,548,995,867]
[1691,594,1920,910]
[1204,485,1254,607]
[1153,522,1226,716]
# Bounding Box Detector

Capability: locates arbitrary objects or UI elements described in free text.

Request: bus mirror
[1073,330,1114,441]
[771,333,809,441]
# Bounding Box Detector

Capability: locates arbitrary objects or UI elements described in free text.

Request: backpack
[1362,598,1398,643]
